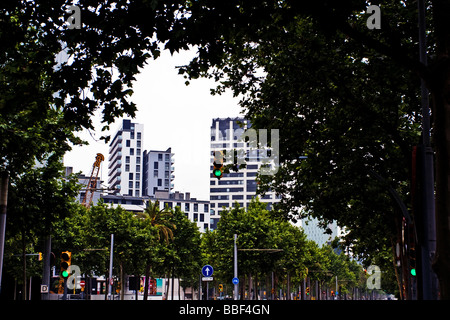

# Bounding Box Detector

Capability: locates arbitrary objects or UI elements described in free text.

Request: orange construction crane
[81,153,105,208]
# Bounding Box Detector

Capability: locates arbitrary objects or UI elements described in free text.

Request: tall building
[105,119,210,232]
[209,117,279,229]
[143,148,175,197]
[108,119,144,197]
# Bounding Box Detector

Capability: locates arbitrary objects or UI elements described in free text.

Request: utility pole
[417,0,438,300]
[108,234,114,300]
[233,234,238,300]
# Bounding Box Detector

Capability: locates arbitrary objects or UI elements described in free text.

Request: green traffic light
[213,169,222,177]
[411,268,416,276]
[62,270,69,278]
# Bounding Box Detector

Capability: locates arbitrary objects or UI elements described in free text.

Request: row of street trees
[3,172,373,300]
[202,199,377,300]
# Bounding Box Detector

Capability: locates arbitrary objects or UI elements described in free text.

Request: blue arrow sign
[202,265,214,277]
[232,277,239,285]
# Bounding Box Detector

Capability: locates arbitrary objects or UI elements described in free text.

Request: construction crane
[81,153,105,208]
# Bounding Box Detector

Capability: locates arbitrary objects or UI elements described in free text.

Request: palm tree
[137,200,176,300]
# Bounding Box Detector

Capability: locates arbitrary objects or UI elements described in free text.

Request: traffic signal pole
[417,0,438,300]
[234,234,238,300]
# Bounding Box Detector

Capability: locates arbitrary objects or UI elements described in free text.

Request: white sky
[63,48,243,200]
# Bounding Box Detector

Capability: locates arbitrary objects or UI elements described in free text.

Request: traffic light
[306,287,310,295]
[409,247,416,277]
[60,251,72,278]
[219,284,223,292]
[212,151,224,179]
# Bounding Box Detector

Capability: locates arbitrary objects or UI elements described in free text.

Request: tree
[205,198,312,299]
[3,153,80,299]
[0,0,184,290]
[167,0,450,298]
[164,206,202,300]
[136,200,176,300]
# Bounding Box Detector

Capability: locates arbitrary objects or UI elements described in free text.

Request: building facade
[108,119,144,197]
[209,117,280,229]
[101,190,210,232]
[143,148,175,197]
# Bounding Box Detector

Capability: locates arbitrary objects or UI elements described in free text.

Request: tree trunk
[135,275,139,301]
[22,229,27,300]
[248,273,252,300]
[432,68,450,299]
[143,264,151,301]
[171,267,175,300]
[165,273,169,300]
[0,171,9,295]
[428,0,450,300]
[120,262,124,300]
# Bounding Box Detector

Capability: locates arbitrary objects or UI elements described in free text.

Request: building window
[129,173,133,180]
[194,203,198,212]
[158,154,163,161]
[126,140,130,147]
[135,190,140,197]
[136,157,140,164]
[136,165,140,172]
[204,204,209,212]
[158,179,162,187]
[153,170,158,178]
[185,203,190,211]
[164,202,173,209]
[130,148,134,156]
[247,180,257,192]
[126,156,130,164]
[137,132,141,140]
[165,154,170,161]
[200,214,204,222]
[130,131,134,139]
[125,164,130,172]
[129,181,133,188]
[136,173,140,180]
[154,162,158,169]
[135,181,140,189]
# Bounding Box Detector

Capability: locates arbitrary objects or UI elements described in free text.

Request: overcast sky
[63,48,242,200]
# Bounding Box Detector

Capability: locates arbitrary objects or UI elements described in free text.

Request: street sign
[202,265,214,277]
[80,280,86,288]
[40,284,49,293]
[202,277,213,282]
[232,277,239,285]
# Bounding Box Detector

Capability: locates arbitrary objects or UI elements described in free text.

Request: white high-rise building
[143,148,175,197]
[209,117,280,229]
[108,119,144,197]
